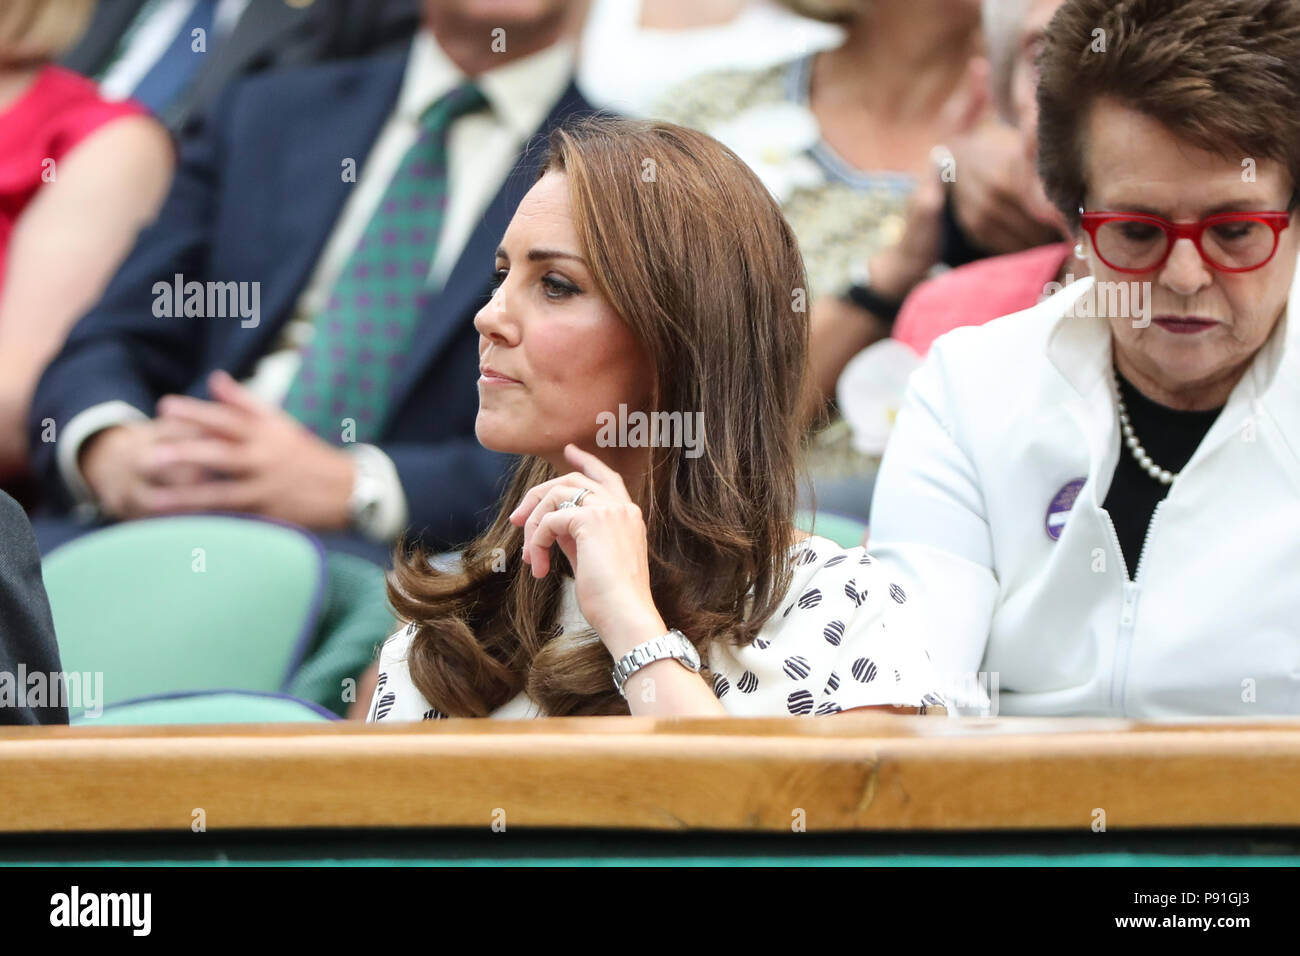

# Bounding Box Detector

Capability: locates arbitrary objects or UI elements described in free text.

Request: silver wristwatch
[611,629,701,698]
[347,468,384,530]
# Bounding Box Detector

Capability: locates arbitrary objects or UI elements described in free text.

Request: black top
[1102,373,1222,578]
[940,191,995,269]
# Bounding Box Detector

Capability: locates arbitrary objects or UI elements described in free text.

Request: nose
[473,281,520,348]
[1158,237,1213,297]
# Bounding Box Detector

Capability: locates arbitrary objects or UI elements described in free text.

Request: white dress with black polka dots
[366,535,946,721]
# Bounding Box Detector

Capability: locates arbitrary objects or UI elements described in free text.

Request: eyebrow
[1105,200,1276,218]
[494,246,588,265]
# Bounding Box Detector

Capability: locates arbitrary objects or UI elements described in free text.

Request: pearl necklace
[1115,372,1176,485]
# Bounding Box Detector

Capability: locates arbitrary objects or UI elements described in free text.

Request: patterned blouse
[367,536,946,721]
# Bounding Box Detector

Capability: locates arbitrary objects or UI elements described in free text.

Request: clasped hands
[80,370,356,529]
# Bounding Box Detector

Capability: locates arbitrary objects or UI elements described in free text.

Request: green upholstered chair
[795,509,869,549]
[43,514,327,720]
[78,689,338,725]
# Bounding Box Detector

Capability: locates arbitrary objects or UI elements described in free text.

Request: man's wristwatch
[611,629,701,698]
[347,464,385,530]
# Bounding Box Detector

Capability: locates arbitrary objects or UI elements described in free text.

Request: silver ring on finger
[558,487,592,510]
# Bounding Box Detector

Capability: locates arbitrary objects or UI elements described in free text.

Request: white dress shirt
[59,31,577,543]
[98,0,251,100]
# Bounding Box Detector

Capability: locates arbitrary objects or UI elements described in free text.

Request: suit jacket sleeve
[0,493,67,725]
[27,85,231,506]
[378,438,513,550]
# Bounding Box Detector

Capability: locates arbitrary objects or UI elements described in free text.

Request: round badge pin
[1045,477,1086,541]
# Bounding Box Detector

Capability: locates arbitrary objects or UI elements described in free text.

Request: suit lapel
[225,52,408,372]
[385,82,597,408]
[172,0,325,129]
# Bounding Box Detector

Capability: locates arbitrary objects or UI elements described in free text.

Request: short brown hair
[1036,0,1300,228]
[0,0,94,63]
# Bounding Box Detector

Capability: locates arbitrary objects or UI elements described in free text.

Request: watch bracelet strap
[612,629,698,696]
[841,281,903,332]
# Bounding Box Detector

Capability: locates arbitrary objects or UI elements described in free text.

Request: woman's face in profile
[1080,98,1299,401]
[473,172,653,470]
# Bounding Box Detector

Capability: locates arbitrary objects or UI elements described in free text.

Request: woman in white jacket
[869,0,1300,718]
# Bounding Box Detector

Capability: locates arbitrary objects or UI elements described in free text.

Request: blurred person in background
[870,0,1300,717]
[28,0,595,567]
[890,0,1076,357]
[368,117,946,721]
[649,0,1057,524]
[0,0,173,501]
[653,0,992,303]
[825,0,1074,500]
[577,0,842,116]
[60,0,422,134]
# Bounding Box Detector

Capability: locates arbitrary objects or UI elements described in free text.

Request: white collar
[396,30,576,140]
[1043,275,1108,397]
[1043,261,1300,416]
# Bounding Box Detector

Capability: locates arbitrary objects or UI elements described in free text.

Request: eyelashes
[542,275,580,298]
[490,268,580,299]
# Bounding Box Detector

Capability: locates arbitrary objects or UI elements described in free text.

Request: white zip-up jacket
[869,274,1300,717]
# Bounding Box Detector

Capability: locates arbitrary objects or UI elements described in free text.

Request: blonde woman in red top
[0,0,173,486]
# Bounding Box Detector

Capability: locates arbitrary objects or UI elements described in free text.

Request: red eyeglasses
[1078,208,1293,274]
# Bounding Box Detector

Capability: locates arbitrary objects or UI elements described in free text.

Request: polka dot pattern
[366,536,947,721]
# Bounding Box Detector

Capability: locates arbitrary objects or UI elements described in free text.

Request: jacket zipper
[1103,498,1166,714]
[1132,499,1165,583]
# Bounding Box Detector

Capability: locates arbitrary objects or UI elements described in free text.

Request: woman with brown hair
[368,117,945,720]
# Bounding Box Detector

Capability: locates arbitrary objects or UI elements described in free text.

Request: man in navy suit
[62,0,422,135]
[30,0,594,566]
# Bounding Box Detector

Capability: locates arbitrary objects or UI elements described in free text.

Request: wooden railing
[2,715,1299,833]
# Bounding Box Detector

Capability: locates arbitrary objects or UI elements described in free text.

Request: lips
[479,365,522,384]
[1151,316,1219,335]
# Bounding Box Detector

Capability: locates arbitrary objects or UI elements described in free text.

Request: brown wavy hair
[387,116,810,717]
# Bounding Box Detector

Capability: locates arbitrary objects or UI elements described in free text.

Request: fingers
[956,179,1056,254]
[156,394,251,441]
[207,369,270,415]
[563,443,625,490]
[150,416,208,443]
[985,200,1059,252]
[522,484,593,574]
[526,506,582,578]
[950,124,1061,254]
[145,437,249,479]
[511,447,631,578]
[139,476,262,515]
[509,470,603,525]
